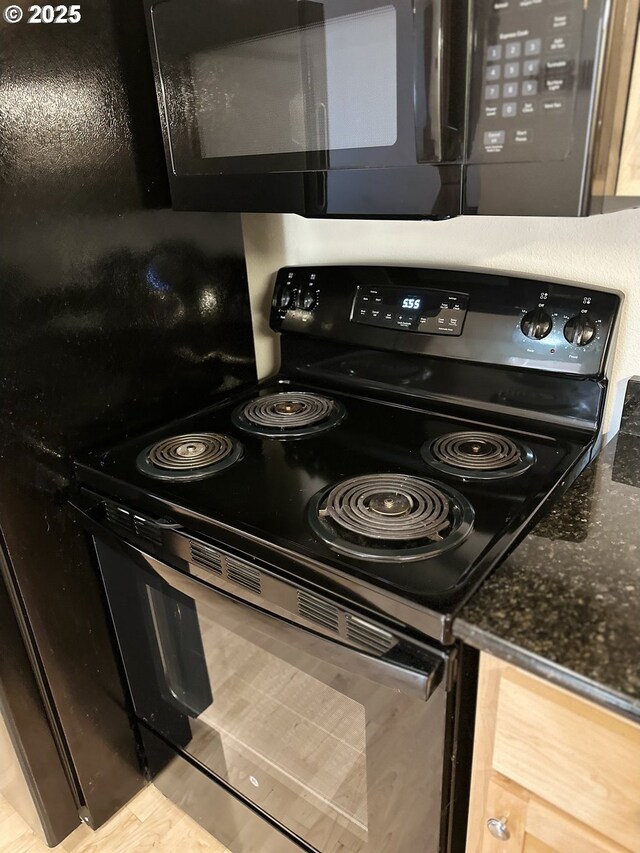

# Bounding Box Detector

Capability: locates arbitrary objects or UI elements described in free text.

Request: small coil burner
[137,433,243,480]
[308,473,474,562]
[232,391,345,438]
[422,431,535,480]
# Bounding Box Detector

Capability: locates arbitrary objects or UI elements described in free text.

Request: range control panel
[470,0,585,163]
[271,267,621,377]
[351,286,469,336]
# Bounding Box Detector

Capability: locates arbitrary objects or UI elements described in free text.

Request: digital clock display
[401,297,422,310]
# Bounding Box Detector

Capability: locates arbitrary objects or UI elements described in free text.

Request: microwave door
[149,0,429,173]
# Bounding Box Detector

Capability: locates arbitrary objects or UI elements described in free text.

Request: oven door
[144,0,466,216]
[94,534,451,853]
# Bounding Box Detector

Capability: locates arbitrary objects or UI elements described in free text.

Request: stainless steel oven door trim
[74,499,445,703]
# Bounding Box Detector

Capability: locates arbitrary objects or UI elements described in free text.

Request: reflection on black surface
[0,241,254,461]
[299,345,604,430]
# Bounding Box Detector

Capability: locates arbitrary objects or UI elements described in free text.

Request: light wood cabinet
[466,654,640,853]
[591,0,640,202]
[618,29,640,197]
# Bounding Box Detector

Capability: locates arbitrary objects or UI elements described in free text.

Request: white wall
[242,209,640,433]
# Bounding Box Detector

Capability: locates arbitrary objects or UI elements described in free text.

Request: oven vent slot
[133,515,162,548]
[297,592,339,633]
[105,503,134,534]
[226,558,261,594]
[190,540,223,575]
[345,615,394,655]
[105,504,161,548]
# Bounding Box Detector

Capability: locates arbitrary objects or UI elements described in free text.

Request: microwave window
[189,5,398,160]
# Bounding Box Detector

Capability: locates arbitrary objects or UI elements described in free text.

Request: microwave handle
[71,497,445,703]
[414,0,468,163]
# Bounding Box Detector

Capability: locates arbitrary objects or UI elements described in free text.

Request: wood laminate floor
[0,785,231,853]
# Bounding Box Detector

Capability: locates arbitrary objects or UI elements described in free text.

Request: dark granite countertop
[454,378,640,723]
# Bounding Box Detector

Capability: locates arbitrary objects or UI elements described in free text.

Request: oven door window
[103,547,446,853]
[149,0,447,175]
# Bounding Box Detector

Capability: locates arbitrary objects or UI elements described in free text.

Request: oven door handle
[71,498,446,703]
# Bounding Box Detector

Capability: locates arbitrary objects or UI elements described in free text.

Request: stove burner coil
[309,473,474,562]
[233,392,344,438]
[137,433,243,480]
[422,432,534,480]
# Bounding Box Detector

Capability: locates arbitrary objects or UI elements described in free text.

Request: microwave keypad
[471,0,582,163]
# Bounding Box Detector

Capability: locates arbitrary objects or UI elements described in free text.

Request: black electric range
[75,265,621,643]
[72,266,621,853]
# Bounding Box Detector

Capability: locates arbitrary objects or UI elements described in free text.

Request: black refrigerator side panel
[0,0,256,836]
[0,546,79,845]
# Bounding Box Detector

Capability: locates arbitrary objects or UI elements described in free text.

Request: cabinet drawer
[492,667,640,850]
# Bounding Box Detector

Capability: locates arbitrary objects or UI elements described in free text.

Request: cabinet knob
[487,817,510,841]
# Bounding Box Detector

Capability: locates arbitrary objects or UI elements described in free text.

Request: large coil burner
[308,473,474,562]
[422,431,535,480]
[233,391,345,438]
[137,433,243,480]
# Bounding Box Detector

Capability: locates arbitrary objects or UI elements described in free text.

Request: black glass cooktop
[76,379,588,633]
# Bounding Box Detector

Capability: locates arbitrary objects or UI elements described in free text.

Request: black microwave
[144,0,640,218]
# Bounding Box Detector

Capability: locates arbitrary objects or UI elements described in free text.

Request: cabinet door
[466,654,640,853]
[617,28,640,196]
[477,774,628,853]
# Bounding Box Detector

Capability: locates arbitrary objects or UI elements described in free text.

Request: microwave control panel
[469,0,586,163]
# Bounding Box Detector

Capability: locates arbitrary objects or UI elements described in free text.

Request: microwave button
[547,35,570,52]
[485,105,499,118]
[524,59,540,76]
[502,102,518,118]
[512,128,533,144]
[549,13,570,29]
[543,97,567,114]
[524,38,542,55]
[487,45,503,60]
[546,57,569,72]
[545,75,568,92]
[504,62,520,79]
[522,80,538,95]
[485,84,501,100]
[503,82,519,98]
[521,100,537,114]
[486,64,502,81]
[484,130,506,151]
[505,41,522,58]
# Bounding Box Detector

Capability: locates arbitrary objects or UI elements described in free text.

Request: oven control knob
[564,314,596,346]
[521,308,552,340]
[302,286,316,311]
[277,284,293,311]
